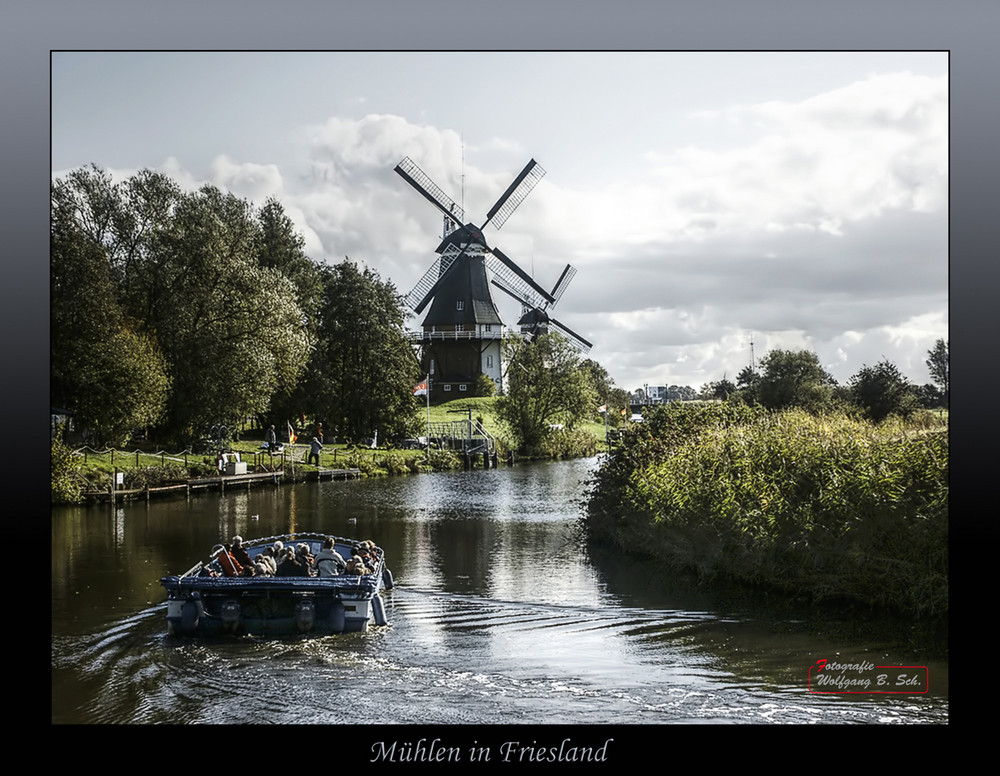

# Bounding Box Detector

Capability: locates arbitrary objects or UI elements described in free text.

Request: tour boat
[160,533,393,636]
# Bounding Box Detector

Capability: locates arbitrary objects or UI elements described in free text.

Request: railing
[426,420,496,457]
[408,329,505,342]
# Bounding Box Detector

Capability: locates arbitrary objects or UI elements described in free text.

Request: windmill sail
[484,159,545,230]
[395,157,465,228]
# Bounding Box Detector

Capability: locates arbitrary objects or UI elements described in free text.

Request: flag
[413,379,429,396]
[598,404,607,413]
[287,420,297,444]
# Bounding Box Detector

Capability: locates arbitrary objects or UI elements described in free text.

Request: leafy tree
[926,338,949,406]
[756,349,837,412]
[915,383,943,409]
[496,333,598,453]
[51,179,171,445]
[701,378,737,401]
[145,186,311,440]
[735,365,760,404]
[254,198,324,421]
[849,359,920,422]
[303,259,420,442]
[582,358,629,424]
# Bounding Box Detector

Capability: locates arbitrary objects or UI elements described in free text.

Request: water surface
[52,457,947,732]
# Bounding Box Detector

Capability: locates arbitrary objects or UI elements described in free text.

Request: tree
[303,259,420,442]
[849,359,920,422]
[581,358,629,424]
[495,333,597,453]
[926,338,949,407]
[756,349,837,412]
[144,186,311,440]
[701,378,737,401]
[51,179,171,445]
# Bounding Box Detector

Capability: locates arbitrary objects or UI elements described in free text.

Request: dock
[84,467,362,505]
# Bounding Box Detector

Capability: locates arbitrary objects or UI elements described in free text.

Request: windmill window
[459,384,468,392]
[486,355,494,368]
[444,384,452,392]
[456,300,464,311]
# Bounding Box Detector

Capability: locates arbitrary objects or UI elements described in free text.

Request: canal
[52,456,947,734]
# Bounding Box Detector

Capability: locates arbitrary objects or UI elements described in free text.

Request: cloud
[209,156,284,201]
[70,69,945,390]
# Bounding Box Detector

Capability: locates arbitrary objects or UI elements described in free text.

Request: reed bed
[586,404,947,617]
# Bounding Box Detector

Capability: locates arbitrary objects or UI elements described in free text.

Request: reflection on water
[52,457,947,726]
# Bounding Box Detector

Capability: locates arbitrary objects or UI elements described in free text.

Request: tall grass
[586,404,948,617]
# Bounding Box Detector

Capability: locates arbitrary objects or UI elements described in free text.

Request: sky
[51,51,948,394]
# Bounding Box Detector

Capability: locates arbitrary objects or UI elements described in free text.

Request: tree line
[52,165,421,447]
[698,339,948,422]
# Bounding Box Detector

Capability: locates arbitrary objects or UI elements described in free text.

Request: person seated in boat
[231,535,253,568]
[253,560,272,577]
[295,543,316,574]
[213,544,243,577]
[351,543,376,570]
[313,537,347,577]
[240,563,256,577]
[256,547,278,576]
[345,553,372,575]
[276,547,309,577]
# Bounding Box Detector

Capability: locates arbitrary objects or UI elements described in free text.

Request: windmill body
[395,156,590,402]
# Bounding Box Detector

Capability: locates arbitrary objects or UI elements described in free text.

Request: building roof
[422,253,503,327]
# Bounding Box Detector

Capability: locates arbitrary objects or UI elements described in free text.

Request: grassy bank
[585,402,948,619]
[52,397,607,504]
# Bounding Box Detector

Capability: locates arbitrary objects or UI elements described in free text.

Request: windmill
[395,156,590,400]
[491,262,592,352]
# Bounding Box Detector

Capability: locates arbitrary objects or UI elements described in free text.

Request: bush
[586,406,948,617]
[51,428,84,505]
[427,449,462,471]
[538,428,599,459]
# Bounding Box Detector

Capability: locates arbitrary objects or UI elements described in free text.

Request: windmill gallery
[395,155,592,404]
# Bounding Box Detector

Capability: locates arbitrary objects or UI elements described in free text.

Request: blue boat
[160,533,393,636]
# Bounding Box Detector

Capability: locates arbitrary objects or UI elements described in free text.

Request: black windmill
[396,156,591,401]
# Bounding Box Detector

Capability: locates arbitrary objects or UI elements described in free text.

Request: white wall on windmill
[481,338,502,391]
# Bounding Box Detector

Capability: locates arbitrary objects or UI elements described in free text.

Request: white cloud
[54,65,946,390]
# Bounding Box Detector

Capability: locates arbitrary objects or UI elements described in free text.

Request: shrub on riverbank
[585,403,948,617]
[536,427,600,459]
[51,429,85,505]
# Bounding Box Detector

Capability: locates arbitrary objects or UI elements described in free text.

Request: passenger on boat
[257,547,278,576]
[213,544,243,577]
[296,543,316,573]
[253,560,271,577]
[345,555,372,575]
[276,547,310,577]
[313,537,347,577]
[231,535,253,567]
